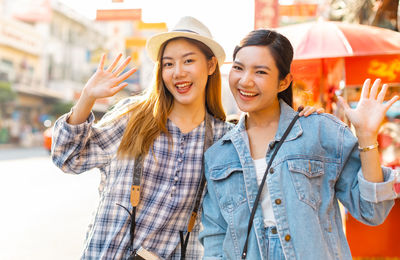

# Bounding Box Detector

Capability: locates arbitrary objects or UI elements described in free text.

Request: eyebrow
[233,61,271,71]
[162,52,197,60]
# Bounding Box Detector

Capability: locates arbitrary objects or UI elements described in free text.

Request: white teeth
[176,83,191,88]
[239,90,257,97]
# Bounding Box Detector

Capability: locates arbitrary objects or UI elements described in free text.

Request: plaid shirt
[52,98,231,260]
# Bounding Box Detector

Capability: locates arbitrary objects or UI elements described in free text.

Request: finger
[376,84,388,103]
[111,82,129,95]
[369,78,381,100]
[98,53,106,71]
[383,95,399,111]
[360,78,371,99]
[298,106,306,116]
[113,56,132,76]
[303,106,313,116]
[106,53,123,72]
[317,108,324,114]
[337,96,351,111]
[117,67,137,82]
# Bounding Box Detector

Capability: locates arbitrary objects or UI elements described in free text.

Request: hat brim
[146,31,226,67]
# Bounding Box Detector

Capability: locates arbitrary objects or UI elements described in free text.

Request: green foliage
[51,101,74,117]
[0,81,16,103]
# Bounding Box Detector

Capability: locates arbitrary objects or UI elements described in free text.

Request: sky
[59,0,255,62]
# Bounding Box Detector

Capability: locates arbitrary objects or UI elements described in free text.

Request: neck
[169,101,206,133]
[246,99,281,129]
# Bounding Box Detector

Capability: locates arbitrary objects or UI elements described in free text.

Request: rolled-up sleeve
[358,167,398,203]
[51,105,129,174]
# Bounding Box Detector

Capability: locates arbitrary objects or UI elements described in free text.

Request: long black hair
[232,29,294,107]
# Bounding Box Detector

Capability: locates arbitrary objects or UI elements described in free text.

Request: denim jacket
[200,100,396,260]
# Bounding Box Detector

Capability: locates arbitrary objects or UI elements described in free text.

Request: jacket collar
[222,99,303,143]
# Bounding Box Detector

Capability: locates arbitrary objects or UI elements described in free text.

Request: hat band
[172,29,199,34]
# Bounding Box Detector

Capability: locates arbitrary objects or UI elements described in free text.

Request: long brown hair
[117,37,225,159]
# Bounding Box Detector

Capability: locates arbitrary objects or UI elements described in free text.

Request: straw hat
[146,16,226,66]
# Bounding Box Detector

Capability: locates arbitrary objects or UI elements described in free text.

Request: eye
[232,65,242,71]
[163,62,173,68]
[184,58,194,64]
[256,70,267,75]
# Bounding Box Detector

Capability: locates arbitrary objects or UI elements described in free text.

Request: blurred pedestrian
[51,17,320,259]
[200,29,399,260]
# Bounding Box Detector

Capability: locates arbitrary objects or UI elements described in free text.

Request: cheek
[161,70,171,84]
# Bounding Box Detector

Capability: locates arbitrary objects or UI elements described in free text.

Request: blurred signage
[96,9,142,21]
[346,55,400,85]
[112,0,124,2]
[0,18,42,55]
[279,4,318,17]
[125,37,147,48]
[12,0,52,22]
[137,21,167,30]
[254,0,279,28]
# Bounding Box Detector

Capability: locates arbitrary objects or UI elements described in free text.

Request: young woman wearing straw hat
[51,17,319,259]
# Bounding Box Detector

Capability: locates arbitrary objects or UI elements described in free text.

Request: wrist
[80,88,96,105]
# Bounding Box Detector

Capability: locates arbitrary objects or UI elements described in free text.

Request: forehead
[163,38,202,56]
[234,46,276,68]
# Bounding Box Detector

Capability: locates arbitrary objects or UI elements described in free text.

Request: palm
[84,53,137,99]
[339,79,399,137]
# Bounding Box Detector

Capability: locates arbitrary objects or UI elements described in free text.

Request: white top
[253,158,277,227]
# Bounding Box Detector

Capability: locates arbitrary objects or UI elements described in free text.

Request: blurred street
[0,147,101,260]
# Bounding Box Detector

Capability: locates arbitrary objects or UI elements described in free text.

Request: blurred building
[0,0,108,146]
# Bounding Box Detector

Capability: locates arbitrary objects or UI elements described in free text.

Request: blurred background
[0,0,399,259]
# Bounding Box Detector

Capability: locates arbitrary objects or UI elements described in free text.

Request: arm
[338,78,399,183]
[199,161,227,259]
[335,127,395,225]
[51,54,136,173]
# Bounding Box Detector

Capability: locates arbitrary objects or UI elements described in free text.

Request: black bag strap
[241,107,303,259]
[180,112,213,259]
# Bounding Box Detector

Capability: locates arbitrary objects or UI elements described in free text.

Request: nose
[173,62,186,79]
[239,71,254,88]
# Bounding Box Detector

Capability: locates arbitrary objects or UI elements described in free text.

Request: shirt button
[275,199,281,205]
[269,168,274,174]
[172,186,176,191]
[174,176,179,182]
[285,234,291,241]
[178,158,183,163]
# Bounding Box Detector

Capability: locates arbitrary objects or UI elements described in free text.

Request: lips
[239,89,258,97]
[175,82,192,94]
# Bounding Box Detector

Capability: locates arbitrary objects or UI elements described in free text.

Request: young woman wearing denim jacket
[199,29,399,259]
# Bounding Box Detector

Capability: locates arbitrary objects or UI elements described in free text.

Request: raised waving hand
[67,54,137,125]
[84,53,137,100]
[338,78,399,139]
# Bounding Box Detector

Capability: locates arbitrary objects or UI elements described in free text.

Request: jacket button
[285,234,291,241]
[275,199,281,205]
[269,168,275,174]
[271,227,277,234]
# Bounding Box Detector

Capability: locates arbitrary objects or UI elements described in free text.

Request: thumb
[337,96,351,112]
[337,96,353,120]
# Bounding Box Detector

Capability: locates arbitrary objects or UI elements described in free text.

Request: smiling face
[229,45,291,115]
[161,38,216,109]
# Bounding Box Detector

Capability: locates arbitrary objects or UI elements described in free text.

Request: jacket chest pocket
[209,166,247,213]
[288,159,324,210]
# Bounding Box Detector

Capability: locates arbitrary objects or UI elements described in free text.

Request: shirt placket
[171,134,186,197]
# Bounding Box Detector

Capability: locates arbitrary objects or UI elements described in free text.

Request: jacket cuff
[358,167,397,203]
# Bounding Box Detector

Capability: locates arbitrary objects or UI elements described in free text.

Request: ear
[278,73,293,92]
[207,56,218,75]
